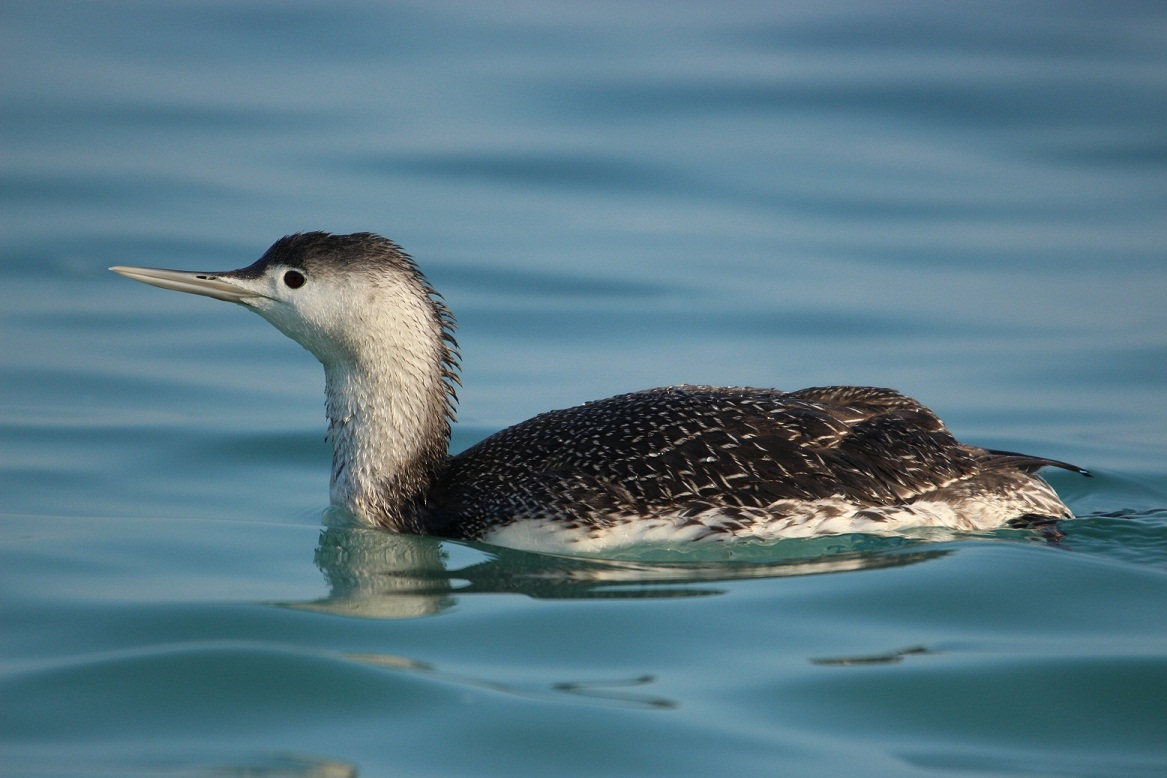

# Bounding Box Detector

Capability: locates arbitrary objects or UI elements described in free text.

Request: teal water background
[3,2,1167,775]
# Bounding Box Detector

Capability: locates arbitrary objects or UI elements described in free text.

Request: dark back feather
[428,385,994,537]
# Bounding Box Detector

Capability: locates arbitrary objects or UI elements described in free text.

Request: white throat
[260,266,457,533]
[322,335,451,532]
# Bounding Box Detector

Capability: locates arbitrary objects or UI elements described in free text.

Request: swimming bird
[111,232,1087,553]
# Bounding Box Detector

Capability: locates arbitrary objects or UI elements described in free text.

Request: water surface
[2,2,1166,775]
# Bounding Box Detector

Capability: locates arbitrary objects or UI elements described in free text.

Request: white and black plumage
[112,232,1087,554]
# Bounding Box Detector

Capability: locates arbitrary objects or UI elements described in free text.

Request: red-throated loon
[111,232,1087,554]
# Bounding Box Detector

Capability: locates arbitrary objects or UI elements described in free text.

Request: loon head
[111,231,458,377]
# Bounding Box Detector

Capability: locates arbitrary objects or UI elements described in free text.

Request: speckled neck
[312,245,459,532]
[324,356,450,533]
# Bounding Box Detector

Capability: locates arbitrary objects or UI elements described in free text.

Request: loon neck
[323,353,452,533]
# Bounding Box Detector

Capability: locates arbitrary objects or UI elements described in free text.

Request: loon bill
[111,232,1088,554]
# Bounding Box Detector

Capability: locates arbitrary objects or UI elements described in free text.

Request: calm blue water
[3,2,1167,775]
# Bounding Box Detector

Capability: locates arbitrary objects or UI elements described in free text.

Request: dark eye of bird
[283,270,306,289]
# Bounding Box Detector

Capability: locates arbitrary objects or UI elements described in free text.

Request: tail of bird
[982,449,1091,477]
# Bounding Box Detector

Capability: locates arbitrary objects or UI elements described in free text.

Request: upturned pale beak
[109,266,260,303]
